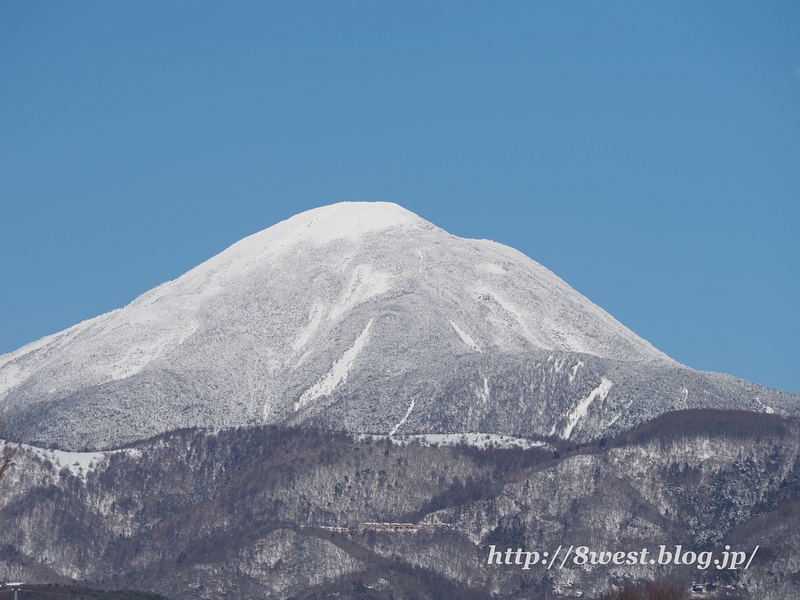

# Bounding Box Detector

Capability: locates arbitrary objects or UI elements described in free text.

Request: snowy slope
[2,202,793,450]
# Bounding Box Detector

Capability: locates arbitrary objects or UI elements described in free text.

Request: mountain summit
[0,202,793,450]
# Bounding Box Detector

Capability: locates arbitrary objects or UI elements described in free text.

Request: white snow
[480,375,490,403]
[294,318,374,411]
[33,448,106,478]
[265,202,428,250]
[561,377,613,439]
[328,265,392,323]
[448,320,481,352]
[479,263,508,276]
[0,319,97,401]
[194,202,429,276]
[292,303,324,352]
[474,288,534,344]
[754,396,775,414]
[568,360,583,383]
[389,398,416,436]
[103,317,198,381]
[0,363,24,402]
[6,441,136,480]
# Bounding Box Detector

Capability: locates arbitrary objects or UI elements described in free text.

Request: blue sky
[2,1,799,393]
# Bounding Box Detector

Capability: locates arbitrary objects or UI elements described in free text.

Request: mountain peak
[242,201,432,252]
[0,201,692,450]
[293,201,428,235]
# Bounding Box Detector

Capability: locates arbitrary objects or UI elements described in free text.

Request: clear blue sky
[2,2,799,393]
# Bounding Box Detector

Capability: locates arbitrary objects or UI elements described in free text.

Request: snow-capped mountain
[3,202,799,599]
[0,202,796,450]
